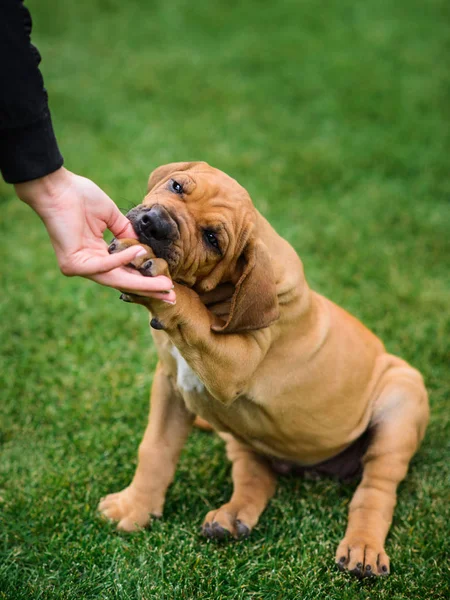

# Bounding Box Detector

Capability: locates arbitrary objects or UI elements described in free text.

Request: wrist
[14,167,72,212]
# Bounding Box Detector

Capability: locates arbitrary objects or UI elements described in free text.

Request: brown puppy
[98,162,429,578]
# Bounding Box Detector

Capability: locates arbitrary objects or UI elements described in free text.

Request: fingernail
[163,299,176,305]
[135,247,147,257]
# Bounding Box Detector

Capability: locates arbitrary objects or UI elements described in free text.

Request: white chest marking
[170,347,205,394]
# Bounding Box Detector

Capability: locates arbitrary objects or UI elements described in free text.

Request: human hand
[14,168,176,303]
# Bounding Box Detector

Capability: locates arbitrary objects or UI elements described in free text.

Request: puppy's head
[127,161,279,332]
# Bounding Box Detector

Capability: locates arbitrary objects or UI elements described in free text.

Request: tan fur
[99,162,429,578]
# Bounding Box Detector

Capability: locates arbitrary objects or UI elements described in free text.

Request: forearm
[0,0,63,184]
[14,167,70,211]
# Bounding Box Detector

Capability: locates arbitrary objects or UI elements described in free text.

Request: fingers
[95,245,149,273]
[63,245,148,276]
[143,290,177,303]
[91,268,176,301]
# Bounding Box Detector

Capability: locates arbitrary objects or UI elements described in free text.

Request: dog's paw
[98,486,160,532]
[108,238,155,269]
[335,535,390,578]
[201,503,253,541]
[138,258,170,279]
[108,238,170,278]
[108,238,142,255]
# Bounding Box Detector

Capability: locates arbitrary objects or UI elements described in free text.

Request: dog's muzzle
[127,204,179,246]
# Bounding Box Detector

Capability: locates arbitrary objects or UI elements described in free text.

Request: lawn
[1,0,449,598]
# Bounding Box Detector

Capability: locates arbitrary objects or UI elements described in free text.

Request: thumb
[107,206,138,240]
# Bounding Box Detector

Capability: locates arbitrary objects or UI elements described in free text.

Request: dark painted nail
[119,293,132,303]
[356,562,363,569]
[382,565,388,573]
[339,556,347,563]
[365,565,372,572]
[150,317,165,330]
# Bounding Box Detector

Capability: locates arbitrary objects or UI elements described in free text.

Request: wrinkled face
[126,162,256,290]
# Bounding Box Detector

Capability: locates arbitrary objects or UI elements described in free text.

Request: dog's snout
[135,206,178,241]
[140,213,151,226]
[138,211,164,239]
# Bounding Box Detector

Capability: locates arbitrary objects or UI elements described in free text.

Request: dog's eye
[171,179,183,194]
[204,230,221,252]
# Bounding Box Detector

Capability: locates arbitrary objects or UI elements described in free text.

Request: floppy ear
[211,239,279,334]
[147,161,205,192]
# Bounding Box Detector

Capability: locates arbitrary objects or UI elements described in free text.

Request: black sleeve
[0,0,63,184]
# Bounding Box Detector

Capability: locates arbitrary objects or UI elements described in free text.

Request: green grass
[1,0,449,598]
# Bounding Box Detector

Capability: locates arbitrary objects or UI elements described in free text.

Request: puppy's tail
[194,416,214,432]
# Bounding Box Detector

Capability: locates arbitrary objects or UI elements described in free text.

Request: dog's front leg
[108,240,268,401]
[148,284,272,404]
[98,363,194,531]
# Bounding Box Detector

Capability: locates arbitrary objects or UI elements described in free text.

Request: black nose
[135,205,177,241]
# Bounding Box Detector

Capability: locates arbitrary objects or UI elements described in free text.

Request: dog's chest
[170,347,205,394]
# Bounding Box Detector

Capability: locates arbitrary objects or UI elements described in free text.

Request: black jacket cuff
[0,110,63,184]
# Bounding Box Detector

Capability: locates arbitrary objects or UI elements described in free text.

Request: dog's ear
[211,239,279,334]
[147,161,205,192]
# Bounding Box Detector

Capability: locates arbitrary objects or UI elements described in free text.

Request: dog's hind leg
[336,357,429,578]
[202,433,277,540]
